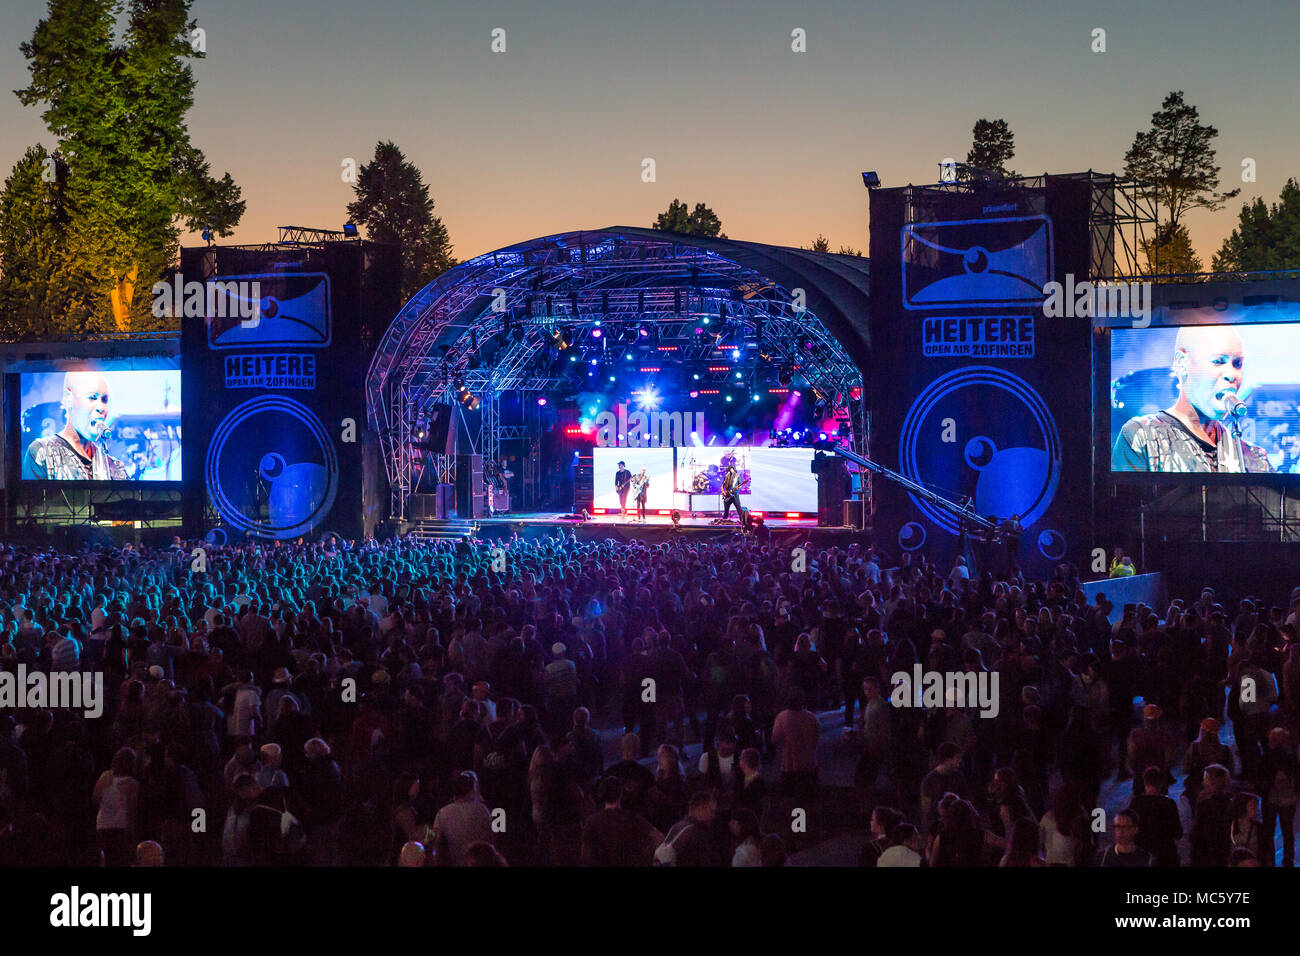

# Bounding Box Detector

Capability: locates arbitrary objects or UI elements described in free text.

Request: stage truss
[368,231,866,518]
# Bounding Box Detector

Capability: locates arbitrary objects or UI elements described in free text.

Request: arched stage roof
[365,227,871,493]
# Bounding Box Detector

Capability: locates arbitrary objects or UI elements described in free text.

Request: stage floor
[489,510,824,530]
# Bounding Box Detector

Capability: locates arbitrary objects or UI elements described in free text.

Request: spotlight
[725,395,733,403]
[639,326,649,338]
[537,397,547,406]
[591,328,602,338]
[689,390,699,399]
[342,222,359,237]
[861,171,881,189]
[751,394,760,401]
[732,349,740,360]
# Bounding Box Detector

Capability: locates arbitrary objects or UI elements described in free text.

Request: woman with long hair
[93,747,139,867]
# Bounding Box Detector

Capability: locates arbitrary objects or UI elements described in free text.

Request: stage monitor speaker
[816,458,850,526]
[843,499,864,530]
[408,494,438,521]
[436,483,456,519]
[455,454,484,518]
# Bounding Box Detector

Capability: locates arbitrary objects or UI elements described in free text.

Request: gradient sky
[2,0,1297,267]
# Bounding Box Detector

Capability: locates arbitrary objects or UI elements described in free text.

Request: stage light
[639,326,649,337]
[689,390,699,399]
[725,395,733,403]
[732,349,740,360]
[792,431,802,440]
[778,366,794,387]
[343,222,359,237]
[609,375,616,382]
[591,328,602,338]
[693,325,704,336]
[625,353,633,361]
[703,317,711,326]
[693,373,700,380]
[819,432,827,441]
[751,393,760,401]
[590,358,598,365]
[537,397,547,406]
[735,372,743,379]
[861,171,881,189]
[636,387,661,410]
[570,355,578,361]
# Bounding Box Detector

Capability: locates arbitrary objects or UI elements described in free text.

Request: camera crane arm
[813,443,997,535]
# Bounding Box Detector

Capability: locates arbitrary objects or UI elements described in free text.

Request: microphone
[1222,390,1248,418]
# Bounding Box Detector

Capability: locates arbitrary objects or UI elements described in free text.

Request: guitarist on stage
[615,460,633,516]
[721,463,743,521]
[632,469,649,521]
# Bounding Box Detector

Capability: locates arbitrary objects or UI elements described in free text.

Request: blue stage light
[609,375,616,382]
[751,393,760,401]
[591,328,602,338]
[537,397,547,406]
[725,395,733,403]
[732,349,740,360]
[692,373,700,380]
[735,372,742,379]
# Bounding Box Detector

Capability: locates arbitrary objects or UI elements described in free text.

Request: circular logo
[898,521,927,552]
[206,395,338,539]
[1037,529,1067,561]
[899,366,1061,536]
[203,527,229,547]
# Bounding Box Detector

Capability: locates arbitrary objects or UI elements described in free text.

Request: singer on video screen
[1112,326,1273,473]
[21,370,130,480]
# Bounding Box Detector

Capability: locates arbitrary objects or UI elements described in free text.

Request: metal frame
[368,232,866,520]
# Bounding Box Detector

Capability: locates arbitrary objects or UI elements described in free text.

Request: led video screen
[1110,323,1300,474]
[593,447,674,510]
[677,446,818,512]
[19,368,182,481]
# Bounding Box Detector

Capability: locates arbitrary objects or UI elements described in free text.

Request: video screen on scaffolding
[593,447,674,511]
[18,365,183,482]
[1110,320,1300,475]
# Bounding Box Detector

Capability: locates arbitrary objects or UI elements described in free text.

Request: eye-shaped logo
[902,216,1052,309]
[899,366,1061,535]
[207,272,331,349]
[206,395,338,539]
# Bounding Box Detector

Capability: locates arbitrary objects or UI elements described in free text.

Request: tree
[346,141,457,302]
[9,0,244,333]
[1140,222,1203,276]
[837,244,863,257]
[966,118,1016,179]
[0,145,74,339]
[1123,91,1239,229]
[1212,179,1300,272]
[652,199,725,238]
[809,234,830,253]
[10,0,244,335]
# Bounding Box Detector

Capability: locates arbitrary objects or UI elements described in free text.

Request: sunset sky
[2,0,1297,269]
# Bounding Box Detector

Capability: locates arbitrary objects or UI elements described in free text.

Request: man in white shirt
[948,556,970,591]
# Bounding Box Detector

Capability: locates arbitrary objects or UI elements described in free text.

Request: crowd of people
[0,528,1297,867]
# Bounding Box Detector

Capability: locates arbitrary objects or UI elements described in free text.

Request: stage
[401,509,867,546]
